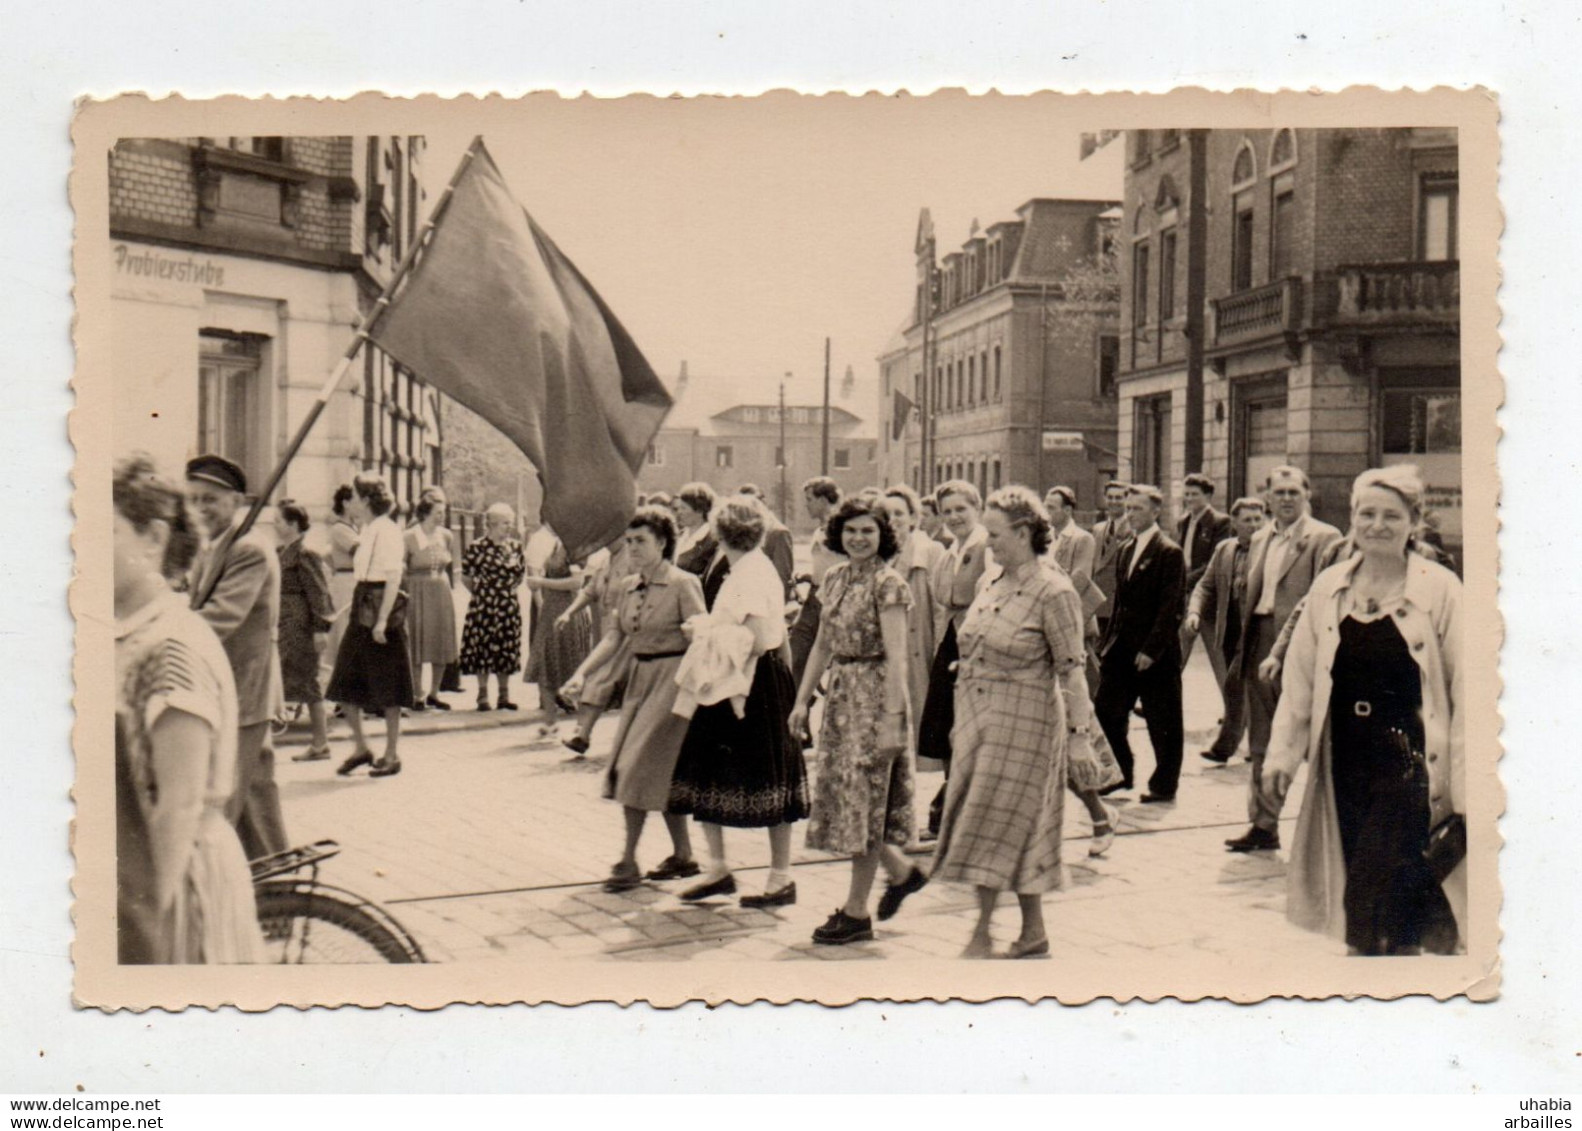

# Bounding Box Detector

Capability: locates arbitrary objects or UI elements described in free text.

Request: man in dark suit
[186,454,289,862]
[1176,473,1234,671]
[1186,497,1266,764]
[1094,484,1187,803]
[1087,479,1132,696]
[1223,465,1342,852]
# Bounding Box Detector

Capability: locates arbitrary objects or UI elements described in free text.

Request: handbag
[1423,813,1467,883]
[354,524,409,637]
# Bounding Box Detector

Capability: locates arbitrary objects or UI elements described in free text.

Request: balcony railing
[1328,261,1459,325]
[1211,277,1301,346]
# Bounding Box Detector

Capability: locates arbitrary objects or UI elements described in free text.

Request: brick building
[1116,127,1461,551]
[878,180,1123,513]
[109,135,443,522]
[638,366,880,536]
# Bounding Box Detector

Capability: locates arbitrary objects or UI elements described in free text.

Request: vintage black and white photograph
[69,90,1500,1008]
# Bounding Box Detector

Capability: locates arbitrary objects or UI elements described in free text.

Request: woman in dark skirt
[326,473,413,778]
[668,496,810,906]
[1265,465,1464,955]
[273,500,334,761]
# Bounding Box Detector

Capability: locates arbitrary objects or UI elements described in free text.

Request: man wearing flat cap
[186,454,289,861]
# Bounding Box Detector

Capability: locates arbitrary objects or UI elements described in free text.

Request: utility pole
[821,336,831,475]
[778,377,789,523]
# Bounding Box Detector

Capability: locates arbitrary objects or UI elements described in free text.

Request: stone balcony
[1210,276,1302,348]
[1321,260,1459,328]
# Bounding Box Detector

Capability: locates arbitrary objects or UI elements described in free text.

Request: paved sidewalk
[274,652,1337,965]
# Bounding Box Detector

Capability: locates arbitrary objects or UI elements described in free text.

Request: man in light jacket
[1224,465,1341,852]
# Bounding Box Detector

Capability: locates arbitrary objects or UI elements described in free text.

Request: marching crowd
[112,447,1465,964]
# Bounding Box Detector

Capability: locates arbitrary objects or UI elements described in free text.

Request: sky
[420,95,1123,421]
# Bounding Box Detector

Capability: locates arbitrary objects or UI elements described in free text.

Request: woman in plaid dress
[931,486,1091,959]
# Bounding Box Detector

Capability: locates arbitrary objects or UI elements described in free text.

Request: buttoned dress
[931,559,1080,894]
[1267,555,1465,951]
[601,563,707,812]
[804,558,916,856]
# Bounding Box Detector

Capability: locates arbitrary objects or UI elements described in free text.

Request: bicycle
[251,840,427,964]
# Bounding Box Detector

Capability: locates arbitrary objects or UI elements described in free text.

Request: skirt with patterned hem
[667,652,810,828]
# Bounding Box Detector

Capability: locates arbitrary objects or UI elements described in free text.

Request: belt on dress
[334,567,355,573]
[831,653,885,663]
[410,568,448,577]
[952,661,1053,684]
[634,649,687,661]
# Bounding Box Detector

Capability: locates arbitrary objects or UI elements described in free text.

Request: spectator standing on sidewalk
[791,496,923,944]
[273,500,334,763]
[404,491,459,712]
[458,503,527,711]
[185,453,289,861]
[561,507,706,893]
[320,484,360,695]
[326,473,413,779]
[115,455,264,964]
[931,487,1084,959]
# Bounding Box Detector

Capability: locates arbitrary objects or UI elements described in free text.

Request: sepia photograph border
[68,86,1502,1011]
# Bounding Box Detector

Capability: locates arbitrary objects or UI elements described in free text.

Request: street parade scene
[100,117,1471,972]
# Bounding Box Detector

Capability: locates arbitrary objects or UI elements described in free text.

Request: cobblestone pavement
[273,652,1338,965]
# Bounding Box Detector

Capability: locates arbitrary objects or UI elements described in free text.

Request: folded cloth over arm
[672,615,757,719]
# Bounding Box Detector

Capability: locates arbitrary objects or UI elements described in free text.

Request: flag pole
[195,138,485,607]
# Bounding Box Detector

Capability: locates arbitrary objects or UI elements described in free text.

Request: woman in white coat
[1264,465,1464,955]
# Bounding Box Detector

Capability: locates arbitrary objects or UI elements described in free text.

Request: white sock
[765,869,792,892]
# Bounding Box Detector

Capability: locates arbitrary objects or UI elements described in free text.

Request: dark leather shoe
[1098,780,1133,797]
[1139,791,1176,804]
[562,734,590,756]
[812,909,874,945]
[336,749,375,776]
[679,873,737,902]
[369,757,403,778]
[741,882,797,909]
[1225,827,1280,852]
[1199,749,1232,764]
[644,855,701,881]
[876,867,927,921]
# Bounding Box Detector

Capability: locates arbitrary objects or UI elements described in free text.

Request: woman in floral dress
[458,503,526,711]
[932,486,1089,959]
[114,455,263,964]
[791,496,923,946]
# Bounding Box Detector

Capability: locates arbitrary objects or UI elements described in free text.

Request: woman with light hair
[458,503,527,711]
[931,485,1088,958]
[668,495,810,906]
[1264,465,1465,955]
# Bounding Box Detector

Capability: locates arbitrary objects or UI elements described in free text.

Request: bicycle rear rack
[249,839,342,882]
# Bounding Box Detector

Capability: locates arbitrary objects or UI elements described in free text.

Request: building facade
[1117,127,1460,550]
[878,196,1122,514]
[638,369,880,536]
[109,135,443,521]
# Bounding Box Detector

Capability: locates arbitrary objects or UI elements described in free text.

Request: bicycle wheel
[254,881,425,964]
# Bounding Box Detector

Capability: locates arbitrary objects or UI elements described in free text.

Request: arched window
[1268,128,1297,173]
[1230,140,1258,291]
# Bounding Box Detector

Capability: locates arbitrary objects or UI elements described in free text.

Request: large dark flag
[369,141,672,561]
